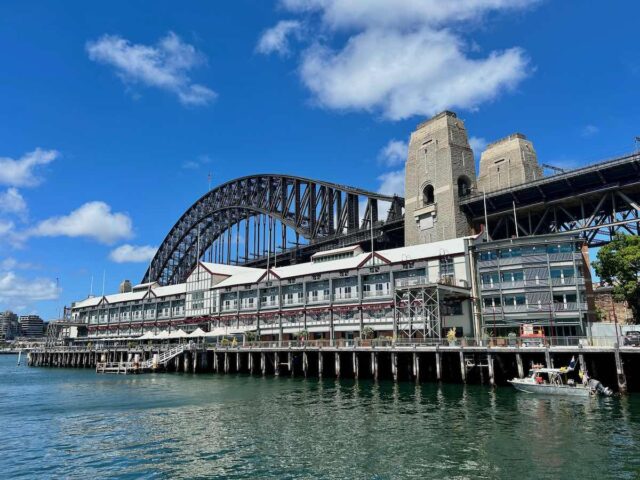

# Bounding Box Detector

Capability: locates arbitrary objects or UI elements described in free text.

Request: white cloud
[377,170,405,196]
[0,149,59,187]
[109,244,156,263]
[0,188,27,218]
[29,201,133,245]
[378,139,407,167]
[264,0,535,119]
[0,257,36,271]
[0,270,60,306]
[87,31,216,106]
[257,20,302,56]
[0,220,15,239]
[469,136,488,159]
[581,124,599,137]
[182,154,212,170]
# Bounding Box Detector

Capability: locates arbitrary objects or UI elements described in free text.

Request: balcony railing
[551,277,576,287]
[221,304,238,312]
[260,300,279,308]
[334,292,359,301]
[307,295,330,304]
[282,298,303,306]
[502,305,528,313]
[394,276,429,288]
[240,303,257,311]
[363,289,391,298]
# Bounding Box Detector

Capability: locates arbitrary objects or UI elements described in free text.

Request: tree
[593,234,640,322]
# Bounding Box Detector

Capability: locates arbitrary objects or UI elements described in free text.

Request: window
[504,295,526,306]
[423,185,435,205]
[500,248,521,258]
[501,271,523,283]
[480,250,499,261]
[481,273,500,286]
[457,176,471,197]
[439,257,454,277]
[483,296,501,307]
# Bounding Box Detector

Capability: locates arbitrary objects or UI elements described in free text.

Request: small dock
[96,361,149,374]
[94,344,187,374]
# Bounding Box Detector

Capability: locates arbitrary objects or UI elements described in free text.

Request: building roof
[73,295,104,308]
[152,283,186,297]
[311,245,363,260]
[104,290,148,304]
[214,269,268,289]
[199,262,263,277]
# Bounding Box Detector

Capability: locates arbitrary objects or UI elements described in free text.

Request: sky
[0,0,639,320]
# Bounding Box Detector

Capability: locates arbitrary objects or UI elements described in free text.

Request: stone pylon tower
[404,111,477,246]
[476,133,542,193]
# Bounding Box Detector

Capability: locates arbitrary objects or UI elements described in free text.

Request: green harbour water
[2,354,640,479]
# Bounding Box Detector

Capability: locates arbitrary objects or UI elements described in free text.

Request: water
[2,355,640,479]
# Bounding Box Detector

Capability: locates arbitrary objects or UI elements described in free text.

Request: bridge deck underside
[460,153,640,245]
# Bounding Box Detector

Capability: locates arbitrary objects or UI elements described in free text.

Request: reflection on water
[1,355,640,479]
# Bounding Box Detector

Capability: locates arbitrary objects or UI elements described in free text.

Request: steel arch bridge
[144,174,405,285]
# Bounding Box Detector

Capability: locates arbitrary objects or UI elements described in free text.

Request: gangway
[96,344,187,374]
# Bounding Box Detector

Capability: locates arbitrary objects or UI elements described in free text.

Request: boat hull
[509,380,592,397]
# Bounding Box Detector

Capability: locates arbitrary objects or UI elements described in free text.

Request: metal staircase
[142,345,186,369]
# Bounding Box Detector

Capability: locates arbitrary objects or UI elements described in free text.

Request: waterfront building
[71,237,476,341]
[0,311,19,340]
[474,234,593,337]
[18,315,45,337]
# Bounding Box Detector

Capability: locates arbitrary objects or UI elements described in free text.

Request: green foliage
[446,328,457,343]
[362,326,374,339]
[593,234,640,322]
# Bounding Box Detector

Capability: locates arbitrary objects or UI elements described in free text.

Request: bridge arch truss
[144,174,404,285]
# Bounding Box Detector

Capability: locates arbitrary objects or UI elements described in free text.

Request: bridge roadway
[28,339,639,393]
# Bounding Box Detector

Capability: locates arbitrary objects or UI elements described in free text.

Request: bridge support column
[459,350,466,383]
[412,352,419,382]
[224,352,229,373]
[288,352,293,377]
[614,345,628,394]
[213,352,219,372]
[335,352,341,378]
[236,352,241,373]
[318,352,323,378]
[274,352,280,376]
[516,353,524,378]
[487,353,495,387]
[248,353,254,374]
[435,350,442,381]
[261,352,266,375]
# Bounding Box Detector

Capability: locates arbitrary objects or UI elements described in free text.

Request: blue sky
[0,0,638,319]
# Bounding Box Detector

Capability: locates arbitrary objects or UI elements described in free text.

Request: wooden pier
[27,340,640,393]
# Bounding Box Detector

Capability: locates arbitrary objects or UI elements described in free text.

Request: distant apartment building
[18,315,45,337]
[0,311,19,340]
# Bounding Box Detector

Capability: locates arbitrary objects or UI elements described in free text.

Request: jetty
[27,337,640,393]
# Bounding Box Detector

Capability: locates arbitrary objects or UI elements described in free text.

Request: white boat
[509,363,613,397]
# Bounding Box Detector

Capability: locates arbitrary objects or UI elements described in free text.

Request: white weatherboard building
[71,237,477,342]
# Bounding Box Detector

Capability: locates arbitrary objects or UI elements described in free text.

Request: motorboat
[509,359,613,397]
